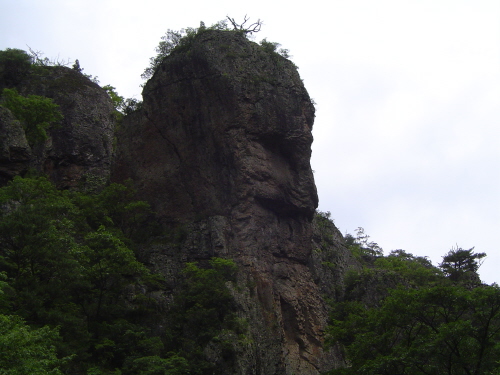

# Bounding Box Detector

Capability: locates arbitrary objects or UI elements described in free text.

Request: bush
[1,88,63,146]
[0,48,33,89]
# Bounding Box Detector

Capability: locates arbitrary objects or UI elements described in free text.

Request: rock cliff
[0,105,31,186]
[0,31,354,374]
[113,30,348,374]
[0,66,115,189]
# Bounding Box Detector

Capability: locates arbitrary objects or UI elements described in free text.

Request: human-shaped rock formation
[113,30,334,374]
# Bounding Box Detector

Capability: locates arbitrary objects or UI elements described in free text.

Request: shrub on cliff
[0,48,33,89]
[141,20,229,80]
[142,16,272,81]
[1,88,63,146]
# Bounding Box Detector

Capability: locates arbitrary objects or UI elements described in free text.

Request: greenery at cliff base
[0,176,242,374]
[323,220,500,375]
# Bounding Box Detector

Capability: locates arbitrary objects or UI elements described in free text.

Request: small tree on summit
[439,246,486,285]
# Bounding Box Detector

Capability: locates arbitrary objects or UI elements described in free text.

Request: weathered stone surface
[113,30,343,374]
[114,30,317,223]
[0,106,31,185]
[0,66,115,189]
[24,66,115,189]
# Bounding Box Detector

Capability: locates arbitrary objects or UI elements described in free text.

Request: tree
[327,285,500,375]
[345,227,383,260]
[1,88,63,145]
[102,84,124,111]
[440,247,486,286]
[0,314,66,375]
[0,48,33,89]
[373,250,443,287]
[164,258,241,374]
[0,176,163,373]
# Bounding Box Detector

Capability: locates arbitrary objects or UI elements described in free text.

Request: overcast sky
[1,0,499,284]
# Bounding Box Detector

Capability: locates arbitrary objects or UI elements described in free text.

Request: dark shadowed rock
[24,66,115,189]
[1,66,115,189]
[113,30,342,374]
[0,106,32,185]
[114,30,317,223]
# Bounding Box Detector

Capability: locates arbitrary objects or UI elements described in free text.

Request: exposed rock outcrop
[113,30,344,374]
[0,106,32,185]
[1,66,115,189]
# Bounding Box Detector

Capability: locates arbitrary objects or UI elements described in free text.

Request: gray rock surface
[113,30,349,374]
[25,66,115,189]
[0,106,31,185]
[1,66,115,189]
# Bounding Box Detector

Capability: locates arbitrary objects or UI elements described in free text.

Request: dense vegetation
[322,215,500,375]
[0,177,240,374]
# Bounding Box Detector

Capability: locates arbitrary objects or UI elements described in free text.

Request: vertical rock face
[0,66,115,189]
[113,30,334,374]
[24,67,115,189]
[0,106,32,186]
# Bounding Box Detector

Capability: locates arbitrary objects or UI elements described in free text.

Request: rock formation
[113,30,346,374]
[0,106,32,186]
[0,31,354,374]
[0,66,115,189]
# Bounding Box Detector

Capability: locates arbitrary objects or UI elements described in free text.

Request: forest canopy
[322,214,499,375]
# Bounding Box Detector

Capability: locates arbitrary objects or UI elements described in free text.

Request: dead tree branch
[226,15,262,34]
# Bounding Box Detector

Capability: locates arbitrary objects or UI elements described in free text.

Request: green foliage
[102,85,142,120]
[440,246,486,285]
[164,258,240,374]
[142,20,230,81]
[259,38,291,59]
[102,85,124,112]
[0,48,33,89]
[0,177,240,374]
[316,210,332,221]
[1,88,63,146]
[122,98,143,115]
[373,250,443,287]
[326,285,500,375]
[327,224,496,374]
[0,176,163,373]
[0,314,66,375]
[345,227,383,260]
[125,354,191,375]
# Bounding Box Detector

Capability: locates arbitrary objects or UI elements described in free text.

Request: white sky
[1,0,499,284]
